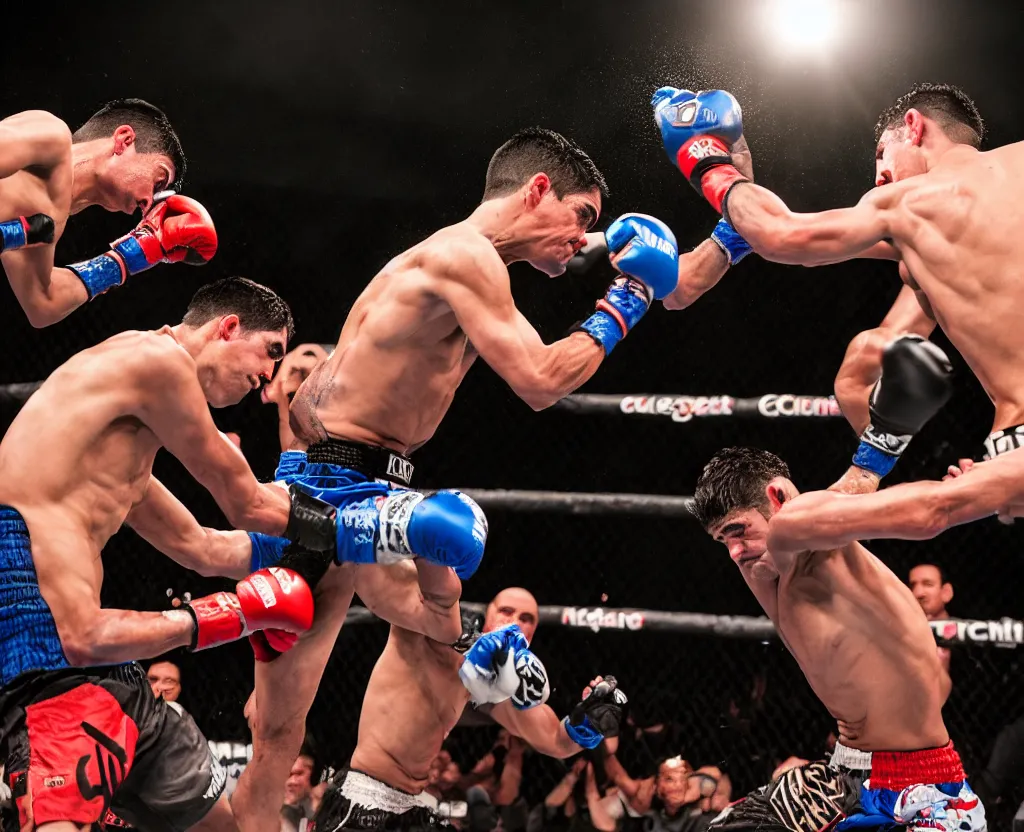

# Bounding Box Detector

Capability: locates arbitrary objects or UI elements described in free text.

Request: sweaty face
[909,565,949,619]
[146,661,181,702]
[708,507,779,581]
[874,126,927,187]
[200,325,288,408]
[99,142,176,215]
[528,188,601,277]
[484,587,539,643]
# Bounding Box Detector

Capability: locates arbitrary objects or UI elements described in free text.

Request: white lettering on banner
[758,394,842,418]
[619,395,735,423]
[930,618,1024,647]
[561,607,645,633]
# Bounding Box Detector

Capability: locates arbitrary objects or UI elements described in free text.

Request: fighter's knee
[410,490,488,579]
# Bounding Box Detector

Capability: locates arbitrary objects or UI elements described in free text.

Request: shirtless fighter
[232,125,691,831]
[0,277,376,832]
[651,83,1024,482]
[693,445,985,831]
[309,583,627,832]
[0,99,216,327]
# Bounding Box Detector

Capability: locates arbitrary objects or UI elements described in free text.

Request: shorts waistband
[984,424,1024,459]
[340,769,438,814]
[306,439,414,486]
[868,741,965,792]
[830,741,873,773]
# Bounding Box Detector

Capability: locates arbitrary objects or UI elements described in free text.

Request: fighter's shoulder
[101,330,196,384]
[420,225,507,288]
[0,110,72,161]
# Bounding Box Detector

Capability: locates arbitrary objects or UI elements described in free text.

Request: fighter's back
[892,141,1024,425]
[290,223,501,453]
[777,541,949,751]
[0,330,165,546]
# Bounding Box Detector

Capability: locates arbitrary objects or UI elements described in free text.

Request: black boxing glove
[284,484,338,551]
[561,676,628,750]
[853,335,953,477]
[567,232,610,275]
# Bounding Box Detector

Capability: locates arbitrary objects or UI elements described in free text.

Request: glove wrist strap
[67,253,127,299]
[185,592,245,652]
[710,219,753,265]
[700,165,749,215]
[577,309,625,355]
[110,233,157,276]
[562,716,603,750]
[852,426,912,478]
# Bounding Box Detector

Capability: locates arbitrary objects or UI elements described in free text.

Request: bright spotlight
[767,0,840,55]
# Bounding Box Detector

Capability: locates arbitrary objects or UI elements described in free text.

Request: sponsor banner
[619,395,735,423]
[930,617,1024,647]
[757,394,842,418]
[561,606,645,633]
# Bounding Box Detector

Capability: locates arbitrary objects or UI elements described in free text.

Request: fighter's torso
[774,541,949,751]
[349,625,469,794]
[891,142,1024,429]
[0,331,162,559]
[289,225,493,455]
[0,155,73,274]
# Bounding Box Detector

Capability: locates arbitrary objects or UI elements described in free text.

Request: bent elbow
[25,304,59,329]
[60,630,98,667]
[661,291,685,312]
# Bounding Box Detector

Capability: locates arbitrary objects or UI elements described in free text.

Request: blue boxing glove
[710,218,752,265]
[578,214,679,355]
[562,676,628,750]
[652,87,750,215]
[459,624,551,708]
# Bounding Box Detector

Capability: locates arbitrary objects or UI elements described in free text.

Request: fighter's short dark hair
[182,277,294,340]
[874,83,984,148]
[693,447,791,530]
[73,98,187,186]
[910,561,951,586]
[483,127,609,201]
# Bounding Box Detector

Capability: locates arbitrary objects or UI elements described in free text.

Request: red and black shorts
[1,664,224,832]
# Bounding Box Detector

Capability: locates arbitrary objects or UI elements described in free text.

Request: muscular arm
[353,559,462,643]
[124,476,253,580]
[0,112,93,328]
[834,284,937,434]
[439,244,604,411]
[42,570,193,665]
[136,340,292,535]
[726,182,896,267]
[662,238,730,311]
[490,700,581,758]
[600,750,654,812]
[767,450,1024,555]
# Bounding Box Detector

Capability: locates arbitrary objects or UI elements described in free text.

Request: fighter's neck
[69,141,108,214]
[464,199,534,266]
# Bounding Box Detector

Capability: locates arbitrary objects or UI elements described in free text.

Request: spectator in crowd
[261,342,331,451]
[280,739,319,832]
[908,562,954,674]
[600,740,714,832]
[529,757,620,832]
[146,658,182,704]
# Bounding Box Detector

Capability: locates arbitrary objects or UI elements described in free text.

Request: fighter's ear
[765,478,788,511]
[941,582,954,605]
[904,108,926,147]
[112,124,136,155]
[217,314,241,340]
[525,172,552,208]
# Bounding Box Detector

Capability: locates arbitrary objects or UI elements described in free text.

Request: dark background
[5,0,1024,818]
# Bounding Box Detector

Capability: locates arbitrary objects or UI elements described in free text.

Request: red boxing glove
[249,629,299,663]
[111,194,218,274]
[186,567,314,652]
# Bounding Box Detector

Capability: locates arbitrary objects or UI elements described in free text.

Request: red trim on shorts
[869,741,965,791]
[24,682,140,825]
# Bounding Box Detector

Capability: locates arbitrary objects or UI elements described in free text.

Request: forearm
[4,261,89,329]
[600,753,639,799]
[662,239,729,310]
[62,608,193,666]
[828,465,881,496]
[215,461,291,536]
[544,773,581,808]
[727,184,884,267]
[521,333,604,411]
[586,783,617,832]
